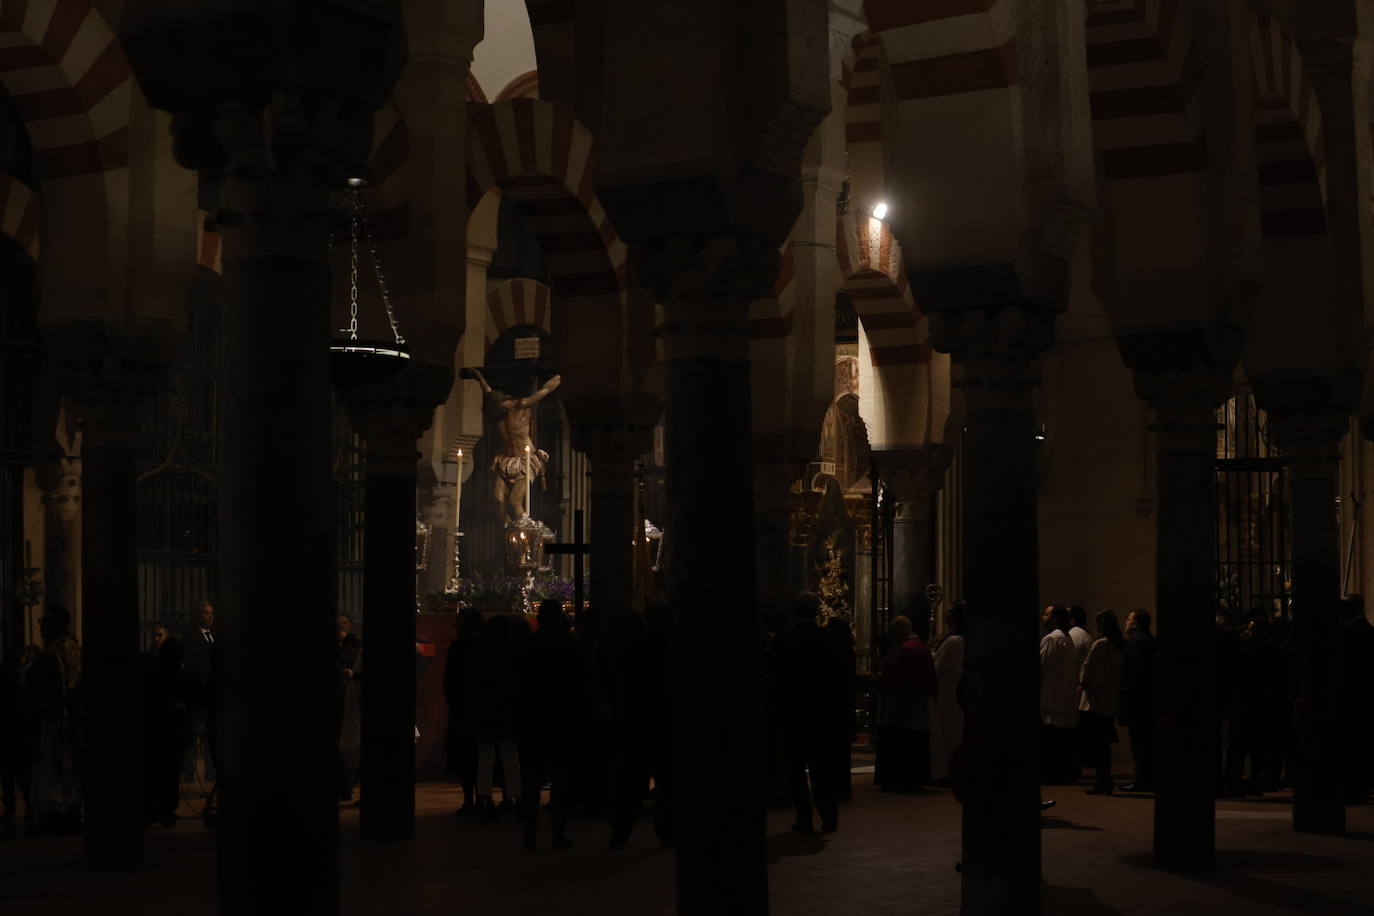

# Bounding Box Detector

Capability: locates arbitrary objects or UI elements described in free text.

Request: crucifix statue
[458,367,561,522]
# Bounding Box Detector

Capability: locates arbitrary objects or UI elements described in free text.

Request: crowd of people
[1035,599,1374,803]
[3,586,1371,848]
[442,598,672,850]
[0,602,220,834]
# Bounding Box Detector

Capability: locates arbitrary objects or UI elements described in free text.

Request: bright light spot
[873,202,889,220]
[347,177,366,188]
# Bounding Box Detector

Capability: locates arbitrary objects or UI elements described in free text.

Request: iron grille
[0,241,37,658]
[1215,395,1291,625]
[137,279,219,644]
[334,404,366,622]
[869,459,894,675]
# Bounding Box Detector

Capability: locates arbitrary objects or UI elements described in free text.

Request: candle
[524,444,532,518]
[453,449,463,584]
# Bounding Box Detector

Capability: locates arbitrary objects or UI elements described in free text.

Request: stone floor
[3,770,1372,915]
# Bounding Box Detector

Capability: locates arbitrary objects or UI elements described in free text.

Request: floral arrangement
[442,570,580,608]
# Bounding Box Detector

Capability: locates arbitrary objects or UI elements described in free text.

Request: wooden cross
[544,509,589,627]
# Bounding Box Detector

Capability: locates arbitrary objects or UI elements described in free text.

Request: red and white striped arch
[1250,14,1327,239]
[0,0,130,180]
[485,277,552,349]
[836,212,925,367]
[845,32,881,151]
[466,97,627,304]
[0,172,41,262]
[863,0,1021,265]
[494,70,539,104]
[1086,0,1205,181]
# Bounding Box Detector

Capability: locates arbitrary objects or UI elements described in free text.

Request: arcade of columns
[1,1,1371,915]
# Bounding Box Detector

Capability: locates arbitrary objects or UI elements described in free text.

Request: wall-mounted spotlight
[872,202,889,220]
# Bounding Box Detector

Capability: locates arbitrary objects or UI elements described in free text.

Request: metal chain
[347,188,361,341]
[360,201,406,346]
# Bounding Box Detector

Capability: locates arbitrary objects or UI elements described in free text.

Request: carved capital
[573,424,653,492]
[1252,371,1355,479]
[192,96,377,263]
[347,398,437,478]
[874,446,954,520]
[71,362,162,452]
[632,236,781,361]
[753,450,807,517]
[1135,363,1229,454]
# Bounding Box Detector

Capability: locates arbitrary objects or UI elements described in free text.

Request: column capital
[573,424,653,490]
[344,392,439,479]
[71,362,162,452]
[632,236,781,360]
[1253,371,1356,477]
[753,445,808,518]
[929,301,1055,412]
[873,445,954,521]
[1134,362,1231,453]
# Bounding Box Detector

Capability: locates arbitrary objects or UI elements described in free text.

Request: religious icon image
[459,366,561,522]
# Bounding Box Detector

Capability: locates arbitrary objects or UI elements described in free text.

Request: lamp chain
[347,188,361,341]
[360,200,406,346]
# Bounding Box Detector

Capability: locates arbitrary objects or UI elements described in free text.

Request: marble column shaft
[351,402,435,838]
[1150,402,1218,868]
[576,425,650,634]
[78,383,145,867]
[877,447,952,641]
[1276,413,1347,835]
[927,297,1058,916]
[210,101,342,916]
[649,236,772,915]
[954,351,1043,916]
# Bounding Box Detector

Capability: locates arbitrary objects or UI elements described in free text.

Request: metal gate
[1,246,38,657]
[137,279,220,642]
[334,404,366,622]
[1215,395,1291,625]
[868,459,894,674]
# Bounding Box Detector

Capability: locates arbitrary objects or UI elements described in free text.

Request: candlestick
[524,444,532,518]
[452,449,463,587]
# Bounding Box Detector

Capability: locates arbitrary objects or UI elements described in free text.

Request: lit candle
[453,449,463,584]
[524,444,532,518]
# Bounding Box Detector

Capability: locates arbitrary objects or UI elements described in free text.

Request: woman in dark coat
[444,608,484,815]
[467,614,523,815]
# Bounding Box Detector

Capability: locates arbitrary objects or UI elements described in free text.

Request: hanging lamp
[330,178,411,387]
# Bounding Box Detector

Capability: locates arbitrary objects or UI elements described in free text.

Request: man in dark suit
[766,592,853,833]
[1118,609,1157,792]
[182,601,217,778]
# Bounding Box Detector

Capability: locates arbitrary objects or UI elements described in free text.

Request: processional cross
[545,509,589,627]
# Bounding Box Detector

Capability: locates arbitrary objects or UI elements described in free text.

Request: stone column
[754,441,805,634]
[931,303,1050,916]
[1139,367,1221,868]
[202,101,355,914]
[643,236,776,915]
[1268,404,1348,835]
[574,424,651,633]
[77,378,148,866]
[347,395,440,838]
[876,446,953,640]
